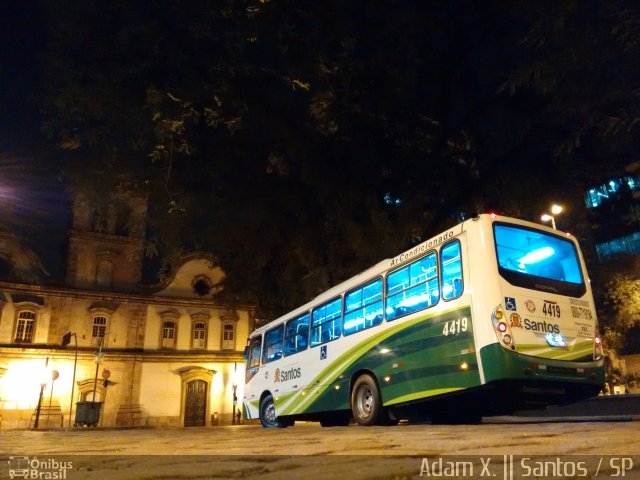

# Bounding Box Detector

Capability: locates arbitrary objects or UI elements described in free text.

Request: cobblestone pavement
[2,421,640,479]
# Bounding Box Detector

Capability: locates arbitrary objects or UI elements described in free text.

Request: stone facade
[0,191,254,430]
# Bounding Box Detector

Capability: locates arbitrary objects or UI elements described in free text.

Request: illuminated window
[246,335,262,382]
[262,324,284,363]
[221,323,235,350]
[92,316,108,340]
[310,297,342,346]
[192,322,207,349]
[386,252,439,321]
[441,241,463,301]
[162,321,176,348]
[596,232,640,258]
[284,313,309,356]
[15,310,36,343]
[584,175,640,209]
[343,278,383,336]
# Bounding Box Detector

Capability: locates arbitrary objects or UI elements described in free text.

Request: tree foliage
[39,1,640,319]
[605,272,640,330]
[503,1,640,178]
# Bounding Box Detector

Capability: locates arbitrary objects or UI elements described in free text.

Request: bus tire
[259,394,287,428]
[351,374,382,426]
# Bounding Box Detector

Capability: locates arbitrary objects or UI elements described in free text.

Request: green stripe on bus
[278,305,475,415]
[480,343,605,385]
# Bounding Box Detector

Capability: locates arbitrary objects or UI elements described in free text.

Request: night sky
[1,3,69,278]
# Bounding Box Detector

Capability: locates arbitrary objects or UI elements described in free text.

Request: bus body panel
[493,284,596,361]
[244,214,605,424]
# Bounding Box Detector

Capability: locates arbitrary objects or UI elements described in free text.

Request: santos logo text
[524,319,560,334]
[275,367,301,383]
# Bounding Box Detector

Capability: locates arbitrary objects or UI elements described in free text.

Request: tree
[502,1,640,182]
[40,1,639,319]
[43,1,513,317]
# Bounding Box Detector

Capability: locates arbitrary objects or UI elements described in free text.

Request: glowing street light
[541,204,563,230]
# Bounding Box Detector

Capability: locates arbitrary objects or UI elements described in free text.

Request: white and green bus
[243,214,605,427]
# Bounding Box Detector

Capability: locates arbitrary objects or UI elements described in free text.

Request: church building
[0,190,254,429]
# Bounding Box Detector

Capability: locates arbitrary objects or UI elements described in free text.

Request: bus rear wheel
[259,394,290,428]
[351,374,382,426]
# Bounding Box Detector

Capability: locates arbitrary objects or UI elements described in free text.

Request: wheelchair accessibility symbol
[505,297,517,311]
[320,345,327,360]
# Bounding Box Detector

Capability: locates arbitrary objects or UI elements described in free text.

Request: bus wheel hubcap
[358,387,373,417]
[265,403,276,422]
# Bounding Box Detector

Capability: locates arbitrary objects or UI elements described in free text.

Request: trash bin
[74,401,102,427]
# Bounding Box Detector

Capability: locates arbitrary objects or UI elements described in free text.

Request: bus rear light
[594,335,603,360]
[492,304,516,349]
[594,318,603,360]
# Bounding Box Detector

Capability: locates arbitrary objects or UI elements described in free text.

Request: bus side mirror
[243,346,249,361]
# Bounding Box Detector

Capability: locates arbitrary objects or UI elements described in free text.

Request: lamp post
[92,331,112,403]
[232,362,238,425]
[46,369,59,427]
[33,357,49,429]
[100,369,111,427]
[541,204,563,230]
[92,349,105,403]
[62,331,81,428]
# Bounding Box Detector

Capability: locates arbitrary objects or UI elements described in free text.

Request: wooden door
[184,380,207,427]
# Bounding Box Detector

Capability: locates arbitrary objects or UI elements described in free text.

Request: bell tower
[66,189,147,292]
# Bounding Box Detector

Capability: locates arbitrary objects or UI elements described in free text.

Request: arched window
[192,322,207,349]
[221,323,235,350]
[92,316,108,342]
[15,310,36,343]
[162,321,176,348]
[96,260,114,288]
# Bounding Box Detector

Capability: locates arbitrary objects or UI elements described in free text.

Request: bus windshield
[494,223,586,297]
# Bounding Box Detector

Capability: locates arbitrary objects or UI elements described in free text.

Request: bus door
[243,334,263,416]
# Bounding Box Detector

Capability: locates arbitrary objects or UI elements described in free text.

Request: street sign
[62,331,72,346]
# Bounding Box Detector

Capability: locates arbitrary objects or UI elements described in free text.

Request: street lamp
[232,362,238,425]
[47,370,59,427]
[92,331,113,403]
[541,204,563,230]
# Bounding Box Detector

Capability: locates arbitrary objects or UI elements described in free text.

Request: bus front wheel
[259,394,289,428]
[351,374,382,426]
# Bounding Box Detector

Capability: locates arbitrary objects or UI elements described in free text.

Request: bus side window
[284,313,309,356]
[246,335,262,382]
[311,297,342,347]
[344,278,383,335]
[386,252,439,321]
[262,325,284,364]
[441,240,463,301]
